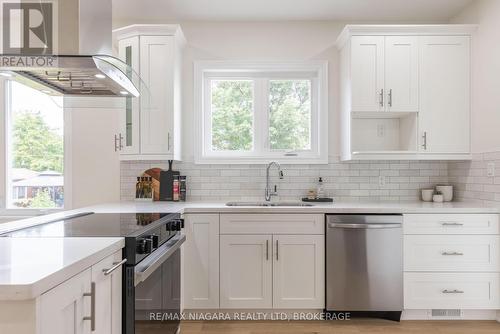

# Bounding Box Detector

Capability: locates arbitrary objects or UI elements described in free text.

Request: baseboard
[183,309,499,321]
[403,309,498,320]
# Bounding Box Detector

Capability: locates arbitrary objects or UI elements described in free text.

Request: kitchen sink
[225,201,314,207]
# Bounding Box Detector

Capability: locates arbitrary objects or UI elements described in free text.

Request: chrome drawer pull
[442,251,464,256]
[442,289,464,294]
[441,222,464,226]
[83,282,96,331]
[103,259,127,276]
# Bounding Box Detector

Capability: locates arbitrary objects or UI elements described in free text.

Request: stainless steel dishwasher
[326,214,403,320]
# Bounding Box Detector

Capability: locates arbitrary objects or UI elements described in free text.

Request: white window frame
[0,78,71,215]
[194,61,328,164]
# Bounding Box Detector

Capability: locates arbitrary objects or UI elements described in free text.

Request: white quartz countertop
[1,200,498,235]
[84,200,500,214]
[0,237,124,300]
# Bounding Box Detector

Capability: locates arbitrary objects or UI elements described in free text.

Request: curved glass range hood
[0,54,144,97]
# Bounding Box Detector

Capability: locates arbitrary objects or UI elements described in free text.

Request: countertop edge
[0,237,125,301]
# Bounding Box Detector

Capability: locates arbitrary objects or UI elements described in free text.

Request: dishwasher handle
[328,222,402,229]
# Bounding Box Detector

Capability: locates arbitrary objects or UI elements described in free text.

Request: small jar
[433,193,444,203]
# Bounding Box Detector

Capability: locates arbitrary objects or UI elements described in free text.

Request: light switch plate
[487,162,495,177]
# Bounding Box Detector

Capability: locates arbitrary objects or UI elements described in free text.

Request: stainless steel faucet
[265,161,284,201]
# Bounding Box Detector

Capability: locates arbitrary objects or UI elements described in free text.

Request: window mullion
[253,78,268,157]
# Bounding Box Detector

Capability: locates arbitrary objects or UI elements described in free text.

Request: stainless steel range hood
[0,0,143,97]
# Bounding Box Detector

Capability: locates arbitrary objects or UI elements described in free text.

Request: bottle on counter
[173,175,180,202]
[179,176,187,201]
[135,177,142,199]
[316,177,324,199]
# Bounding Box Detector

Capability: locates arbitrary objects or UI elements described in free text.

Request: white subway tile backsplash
[120,158,452,202]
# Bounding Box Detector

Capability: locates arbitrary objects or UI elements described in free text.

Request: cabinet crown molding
[335,24,478,49]
[113,24,186,45]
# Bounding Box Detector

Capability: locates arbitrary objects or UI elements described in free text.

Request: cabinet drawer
[404,273,500,309]
[404,214,499,235]
[220,214,324,235]
[404,235,500,272]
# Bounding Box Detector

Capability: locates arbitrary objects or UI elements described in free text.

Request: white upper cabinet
[114,25,185,161]
[350,36,418,113]
[117,36,140,155]
[351,36,385,112]
[385,36,419,112]
[337,25,475,161]
[419,36,470,154]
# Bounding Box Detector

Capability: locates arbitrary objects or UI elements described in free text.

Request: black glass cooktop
[4,212,178,238]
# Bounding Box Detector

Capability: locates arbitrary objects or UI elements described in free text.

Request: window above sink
[194,61,328,164]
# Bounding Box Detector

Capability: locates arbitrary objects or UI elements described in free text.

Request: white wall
[450,0,500,153]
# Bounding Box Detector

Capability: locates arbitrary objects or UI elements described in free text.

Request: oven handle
[134,233,186,286]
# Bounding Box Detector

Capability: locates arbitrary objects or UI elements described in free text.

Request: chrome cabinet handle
[442,251,464,256]
[266,240,269,261]
[441,222,464,226]
[119,133,124,150]
[168,132,171,151]
[83,282,96,331]
[114,134,119,152]
[442,289,464,294]
[422,131,428,150]
[388,89,393,107]
[379,89,384,107]
[103,258,127,276]
[276,240,279,261]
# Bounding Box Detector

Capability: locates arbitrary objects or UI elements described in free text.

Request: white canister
[433,194,444,203]
[421,189,434,202]
[436,185,453,202]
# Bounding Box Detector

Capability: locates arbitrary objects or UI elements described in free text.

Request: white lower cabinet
[38,251,122,334]
[91,251,123,334]
[219,233,325,309]
[39,268,92,334]
[404,273,500,309]
[273,235,325,309]
[182,214,220,309]
[183,213,325,310]
[403,214,500,312]
[220,235,273,308]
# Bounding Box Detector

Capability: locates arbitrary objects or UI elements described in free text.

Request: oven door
[132,233,185,334]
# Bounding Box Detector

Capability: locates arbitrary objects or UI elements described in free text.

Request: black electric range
[4,212,185,334]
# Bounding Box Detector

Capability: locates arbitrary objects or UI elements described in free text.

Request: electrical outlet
[379,175,386,187]
[377,124,385,137]
[487,162,495,177]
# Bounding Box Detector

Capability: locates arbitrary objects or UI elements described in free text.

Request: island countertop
[0,237,124,300]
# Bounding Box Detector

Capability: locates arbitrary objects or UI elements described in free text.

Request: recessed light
[94,73,106,79]
[41,90,51,94]
[0,72,12,77]
[120,91,129,95]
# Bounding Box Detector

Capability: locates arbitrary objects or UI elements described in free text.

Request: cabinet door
[273,235,325,309]
[118,36,140,155]
[183,214,220,309]
[385,36,419,112]
[140,35,175,155]
[351,36,385,112]
[39,268,91,334]
[220,235,273,309]
[419,36,470,153]
[91,251,122,334]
